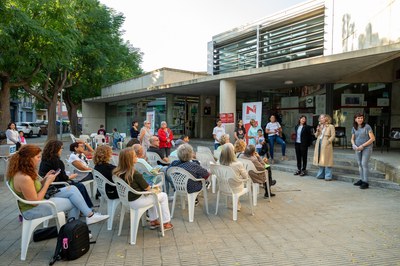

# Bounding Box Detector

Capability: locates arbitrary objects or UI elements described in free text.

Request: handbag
[33,226,58,242]
[45,185,60,199]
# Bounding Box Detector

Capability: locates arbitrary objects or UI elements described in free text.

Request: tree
[64,2,143,135]
[0,0,80,137]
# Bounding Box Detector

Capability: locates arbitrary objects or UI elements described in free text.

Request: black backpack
[49,218,93,265]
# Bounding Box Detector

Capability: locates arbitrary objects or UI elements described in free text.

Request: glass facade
[213,12,325,74]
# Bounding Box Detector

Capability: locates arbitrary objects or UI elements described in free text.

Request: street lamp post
[59,90,63,140]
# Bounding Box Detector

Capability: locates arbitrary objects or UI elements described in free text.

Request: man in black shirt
[147,136,169,165]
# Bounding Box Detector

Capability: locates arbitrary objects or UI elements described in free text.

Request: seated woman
[219,143,249,210]
[39,140,94,207]
[68,142,93,182]
[7,144,108,225]
[93,145,118,199]
[239,145,276,198]
[234,139,247,156]
[166,143,210,206]
[216,134,230,151]
[113,148,173,231]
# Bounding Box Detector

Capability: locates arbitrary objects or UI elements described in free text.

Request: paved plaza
[1,163,400,265]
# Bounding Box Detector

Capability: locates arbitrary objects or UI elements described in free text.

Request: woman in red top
[157,121,174,157]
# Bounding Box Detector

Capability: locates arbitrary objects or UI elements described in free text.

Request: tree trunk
[47,100,58,140]
[0,78,11,129]
[64,89,80,136]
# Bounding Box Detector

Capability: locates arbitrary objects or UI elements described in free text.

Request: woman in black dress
[294,115,314,176]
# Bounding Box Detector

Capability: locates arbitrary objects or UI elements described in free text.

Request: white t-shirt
[68,153,90,181]
[265,122,281,137]
[212,126,226,144]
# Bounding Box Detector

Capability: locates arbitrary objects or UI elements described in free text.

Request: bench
[381,127,400,152]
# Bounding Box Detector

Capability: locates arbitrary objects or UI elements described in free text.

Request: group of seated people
[7,133,277,237]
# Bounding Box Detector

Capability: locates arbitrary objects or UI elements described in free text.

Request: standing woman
[113,148,173,231]
[351,113,375,189]
[294,115,314,176]
[139,120,152,152]
[6,122,21,150]
[130,121,140,139]
[313,114,335,181]
[265,115,287,162]
[158,121,174,157]
[234,120,246,141]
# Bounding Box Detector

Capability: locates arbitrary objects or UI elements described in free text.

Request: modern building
[83,0,400,147]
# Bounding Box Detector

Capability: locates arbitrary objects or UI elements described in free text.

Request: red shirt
[157,128,174,148]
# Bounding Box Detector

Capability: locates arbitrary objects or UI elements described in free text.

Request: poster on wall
[242,102,262,143]
[220,113,234,123]
[146,111,155,135]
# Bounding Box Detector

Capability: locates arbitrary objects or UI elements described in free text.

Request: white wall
[325,0,400,55]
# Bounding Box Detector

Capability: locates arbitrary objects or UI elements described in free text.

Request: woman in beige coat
[313,114,335,181]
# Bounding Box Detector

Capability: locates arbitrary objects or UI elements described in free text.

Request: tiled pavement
[1,169,400,265]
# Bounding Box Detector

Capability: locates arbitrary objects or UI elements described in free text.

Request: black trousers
[295,143,308,171]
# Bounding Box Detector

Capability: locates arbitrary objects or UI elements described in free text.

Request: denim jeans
[268,135,286,159]
[214,143,220,150]
[22,186,92,220]
[316,167,332,180]
[355,146,372,183]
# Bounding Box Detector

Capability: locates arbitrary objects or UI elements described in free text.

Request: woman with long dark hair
[351,113,375,189]
[294,115,314,176]
[39,140,94,208]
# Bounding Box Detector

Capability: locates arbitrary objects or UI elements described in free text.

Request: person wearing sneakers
[265,114,287,163]
[351,113,375,189]
[6,144,109,225]
[239,145,276,198]
[313,114,335,181]
[113,148,173,231]
[294,115,315,177]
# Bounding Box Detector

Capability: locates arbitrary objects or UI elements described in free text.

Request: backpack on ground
[49,218,93,265]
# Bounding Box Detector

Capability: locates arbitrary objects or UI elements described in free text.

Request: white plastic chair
[94,135,106,149]
[117,133,127,149]
[93,170,121,230]
[168,155,178,163]
[6,181,66,261]
[135,161,165,192]
[79,134,91,144]
[166,167,209,222]
[112,175,164,245]
[147,151,169,167]
[196,151,217,193]
[69,133,77,143]
[213,149,221,161]
[210,164,254,221]
[197,146,213,155]
[238,158,271,205]
[64,159,96,198]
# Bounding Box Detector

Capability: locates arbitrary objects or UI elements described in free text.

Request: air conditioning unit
[306,96,314,107]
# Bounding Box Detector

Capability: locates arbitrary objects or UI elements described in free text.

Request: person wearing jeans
[351,113,375,189]
[265,115,286,162]
[313,114,335,181]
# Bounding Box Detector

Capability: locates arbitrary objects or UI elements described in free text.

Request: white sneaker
[86,213,109,225]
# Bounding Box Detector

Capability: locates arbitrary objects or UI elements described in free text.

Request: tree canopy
[0,0,143,137]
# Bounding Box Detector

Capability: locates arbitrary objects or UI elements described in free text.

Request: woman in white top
[265,115,287,162]
[247,119,262,146]
[139,120,152,152]
[6,122,21,150]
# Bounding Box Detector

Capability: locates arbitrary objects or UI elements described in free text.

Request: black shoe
[264,192,276,198]
[270,180,277,186]
[300,171,306,176]
[360,182,369,189]
[294,170,301,175]
[195,198,200,207]
[354,180,363,186]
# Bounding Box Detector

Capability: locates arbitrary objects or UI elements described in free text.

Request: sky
[99,0,305,72]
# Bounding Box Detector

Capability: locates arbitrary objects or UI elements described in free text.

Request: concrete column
[220,80,236,140]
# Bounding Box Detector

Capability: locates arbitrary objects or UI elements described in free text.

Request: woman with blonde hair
[113,148,173,231]
[234,139,247,155]
[216,134,230,151]
[313,114,336,181]
[139,120,152,152]
[219,143,248,192]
